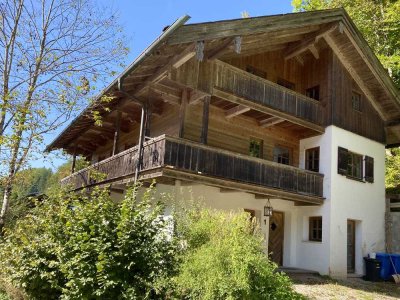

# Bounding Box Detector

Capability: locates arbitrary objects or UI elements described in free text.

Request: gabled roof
[46,8,400,153]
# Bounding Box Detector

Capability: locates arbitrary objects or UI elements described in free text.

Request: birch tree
[0,0,127,232]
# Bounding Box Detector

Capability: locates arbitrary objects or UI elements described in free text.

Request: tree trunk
[0,184,12,235]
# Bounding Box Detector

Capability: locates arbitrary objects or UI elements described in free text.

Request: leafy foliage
[292,0,400,88]
[386,148,400,191]
[0,185,177,299]
[167,208,303,300]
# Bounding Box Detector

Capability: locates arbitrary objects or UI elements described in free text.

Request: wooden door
[268,211,284,266]
[347,220,356,273]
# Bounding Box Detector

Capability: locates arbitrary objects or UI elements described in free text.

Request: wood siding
[62,135,324,199]
[184,103,301,167]
[330,53,385,143]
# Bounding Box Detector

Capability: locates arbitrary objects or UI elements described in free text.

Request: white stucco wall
[113,125,385,278]
[300,125,386,278]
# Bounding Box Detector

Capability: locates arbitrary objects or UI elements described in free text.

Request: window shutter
[365,156,374,183]
[338,147,348,175]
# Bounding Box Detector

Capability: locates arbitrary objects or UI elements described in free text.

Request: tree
[292,0,400,88]
[0,0,128,232]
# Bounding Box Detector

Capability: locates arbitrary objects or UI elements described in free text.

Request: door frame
[268,210,285,266]
[347,219,356,273]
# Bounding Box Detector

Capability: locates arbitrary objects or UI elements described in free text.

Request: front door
[268,211,284,266]
[347,220,356,273]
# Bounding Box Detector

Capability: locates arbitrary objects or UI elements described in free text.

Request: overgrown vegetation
[0,184,301,299]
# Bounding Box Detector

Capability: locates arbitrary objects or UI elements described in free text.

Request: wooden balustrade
[62,135,323,198]
[213,60,324,125]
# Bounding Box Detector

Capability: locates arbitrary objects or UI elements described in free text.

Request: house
[46,8,400,278]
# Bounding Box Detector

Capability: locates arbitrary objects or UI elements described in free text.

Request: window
[306,147,320,172]
[364,156,374,183]
[306,85,320,101]
[309,216,322,242]
[347,152,363,180]
[277,78,295,90]
[274,146,291,165]
[249,138,263,158]
[352,91,362,112]
[246,65,267,79]
[338,147,366,181]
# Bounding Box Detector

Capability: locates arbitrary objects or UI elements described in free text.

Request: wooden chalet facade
[47,9,400,277]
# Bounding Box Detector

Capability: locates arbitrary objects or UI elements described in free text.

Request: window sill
[302,240,322,244]
[345,176,365,183]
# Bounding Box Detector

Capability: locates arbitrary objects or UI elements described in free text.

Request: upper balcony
[62,135,324,205]
[170,59,325,134]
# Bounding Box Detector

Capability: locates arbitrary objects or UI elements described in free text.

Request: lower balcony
[61,135,324,205]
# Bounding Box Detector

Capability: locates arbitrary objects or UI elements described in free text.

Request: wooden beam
[220,188,237,193]
[225,105,250,119]
[71,147,77,174]
[200,96,210,144]
[162,168,324,205]
[149,84,181,105]
[213,88,325,133]
[259,116,285,128]
[284,23,338,61]
[206,37,235,60]
[134,43,196,96]
[323,34,386,120]
[189,90,208,105]
[179,89,188,138]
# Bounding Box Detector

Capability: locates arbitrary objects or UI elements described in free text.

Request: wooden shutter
[365,156,374,183]
[338,147,348,175]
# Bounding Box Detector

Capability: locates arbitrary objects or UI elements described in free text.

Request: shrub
[168,208,304,300]
[0,185,177,299]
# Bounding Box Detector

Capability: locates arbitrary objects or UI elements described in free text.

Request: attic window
[246,65,267,79]
[352,91,362,112]
[277,78,295,90]
[306,85,320,101]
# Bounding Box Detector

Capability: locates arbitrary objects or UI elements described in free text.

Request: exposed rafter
[284,23,339,61]
[259,116,285,128]
[225,105,250,119]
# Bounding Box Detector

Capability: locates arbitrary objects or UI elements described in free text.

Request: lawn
[291,273,400,300]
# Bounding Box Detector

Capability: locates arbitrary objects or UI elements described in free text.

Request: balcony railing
[213,60,324,126]
[62,135,324,199]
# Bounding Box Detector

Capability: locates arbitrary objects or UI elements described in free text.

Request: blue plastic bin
[376,253,393,280]
[391,254,400,275]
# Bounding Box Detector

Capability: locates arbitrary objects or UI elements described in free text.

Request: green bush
[168,208,304,300]
[0,185,177,299]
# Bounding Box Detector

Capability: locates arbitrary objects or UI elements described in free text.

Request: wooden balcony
[212,60,324,129]
[62,135,324,204]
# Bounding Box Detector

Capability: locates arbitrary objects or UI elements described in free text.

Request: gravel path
[290,273,400,300]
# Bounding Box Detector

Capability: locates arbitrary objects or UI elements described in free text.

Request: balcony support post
[112,111,122,156]
[201,95,210,144]
[134,105,147,183]
[179,89,188,138]
[71,147,77,174]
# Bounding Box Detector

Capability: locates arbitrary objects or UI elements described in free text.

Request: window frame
[306,85,320,101]
[347,151,363,180]
[309,216,322,242]
[249,137,263,158]
[273,145,291,165]
[305,147,320,172]
[277,78,295,90]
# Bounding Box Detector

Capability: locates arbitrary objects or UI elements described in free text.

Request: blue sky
[38,0,294,170]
